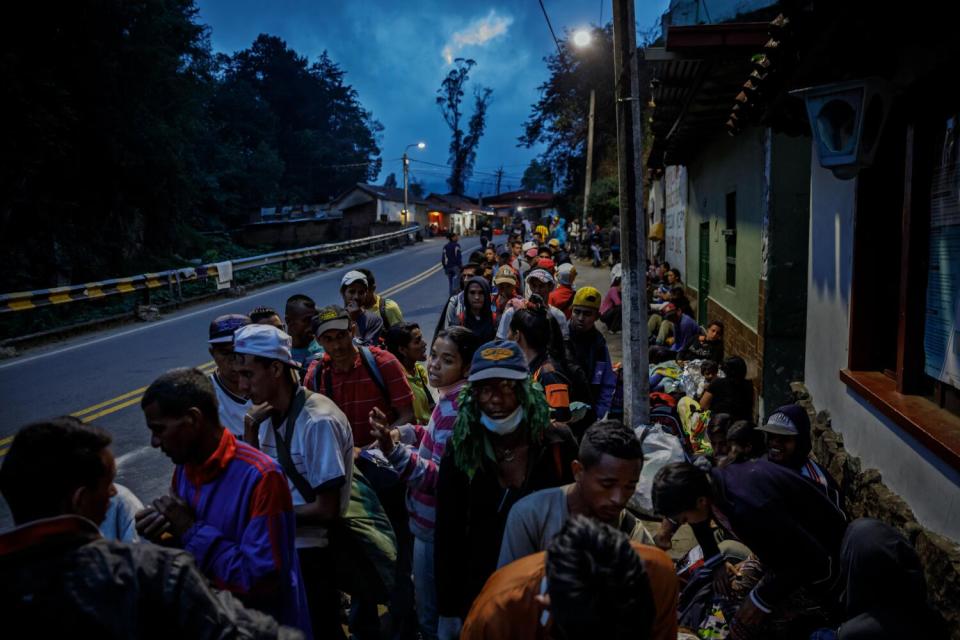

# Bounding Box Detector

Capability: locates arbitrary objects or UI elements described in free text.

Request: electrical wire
[537,0,564,57]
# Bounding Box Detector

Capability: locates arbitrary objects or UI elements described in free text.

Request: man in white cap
[340,270,384,345]
[231,323,355,639]
[496,269,569,341]
[206,313,252,436]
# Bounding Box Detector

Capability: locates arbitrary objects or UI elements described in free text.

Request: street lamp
[571,29,596,247]
[403,142,426,226]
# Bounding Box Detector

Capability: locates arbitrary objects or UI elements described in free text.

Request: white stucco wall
[804,154,960,542]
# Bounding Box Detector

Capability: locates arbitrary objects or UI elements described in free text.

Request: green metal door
[698,222,710,322]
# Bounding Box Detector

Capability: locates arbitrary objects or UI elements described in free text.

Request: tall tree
[383,173,398,189]
[519,25,617,196]
[436,58,493,195]
[521,159,555,192]
[0,0,214,289]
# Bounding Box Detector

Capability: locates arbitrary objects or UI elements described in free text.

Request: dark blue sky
[196,0,669,196]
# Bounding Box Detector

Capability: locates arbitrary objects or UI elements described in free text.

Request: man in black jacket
[653,460,848,639]
[0,417,300,639]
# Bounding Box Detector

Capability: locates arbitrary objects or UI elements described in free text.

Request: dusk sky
[196,0,670,196]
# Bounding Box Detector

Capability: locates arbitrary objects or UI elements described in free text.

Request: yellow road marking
[0,447,7,458]
[379,263,442,298]
[0,436,11,446]
[78,396,144,423]
[72,386,151,417]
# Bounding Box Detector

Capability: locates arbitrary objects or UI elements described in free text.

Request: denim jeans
[445,267,461,296]
[413,537,438,640]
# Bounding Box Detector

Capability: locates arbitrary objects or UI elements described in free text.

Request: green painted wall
[684,128,766,331]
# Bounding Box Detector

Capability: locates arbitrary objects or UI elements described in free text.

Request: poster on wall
[924,121,960,388]
[664,165,687,272]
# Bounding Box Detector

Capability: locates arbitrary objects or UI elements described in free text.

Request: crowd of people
[0,218,944,639]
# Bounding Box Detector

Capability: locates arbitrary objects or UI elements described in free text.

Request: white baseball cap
[233,324,299,368]
[341,270,368,288]
[521,241,537,252]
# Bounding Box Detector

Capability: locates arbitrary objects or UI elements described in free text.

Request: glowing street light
[573,29,592,48]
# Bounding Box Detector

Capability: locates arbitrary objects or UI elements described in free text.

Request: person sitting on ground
[370,327,482,640]
[385,322,434,426]
[357,268,404,331]
[207,313,253,436]
[648,303,700,364]
[567,286,618,428]
[600,265,623,333]
[285,295,324,379]
[498,420,653,567]
[725,420,765,464]
[304,305,414,448]
[340,270,384,345]
[699,356,754,422]
[136,368,312,636]
[463,516,678,640]
[230,323,358,639]
[680,320,725,363]
[497,269,569,341]
[700,360,720,389]
[492,266,521,316]
[0,418,300,639]
[759,404,841,507]
[250,306,284,329]
[448,276,498,343]
[548,263,577,319]
[704,412,733,463]
[434,340,577,638]
[509,307,572,424]
[652,461,848,639]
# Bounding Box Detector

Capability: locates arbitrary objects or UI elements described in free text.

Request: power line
[408,158,525,181]
[537,0,564,57]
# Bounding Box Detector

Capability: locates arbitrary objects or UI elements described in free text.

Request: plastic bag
[629,424,687,515]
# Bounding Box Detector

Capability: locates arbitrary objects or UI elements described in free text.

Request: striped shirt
[387,381,464,541]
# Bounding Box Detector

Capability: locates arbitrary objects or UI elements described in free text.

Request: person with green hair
[433,340,578,640]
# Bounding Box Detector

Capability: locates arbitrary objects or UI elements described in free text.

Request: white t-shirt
[259,390,354,548]
[497,304,569,340]
[211,372,251,437]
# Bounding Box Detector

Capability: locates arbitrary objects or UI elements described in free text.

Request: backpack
[378,296,396,331]
[311,346,389,404]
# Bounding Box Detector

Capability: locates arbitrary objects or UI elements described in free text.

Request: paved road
[0,235,480,529]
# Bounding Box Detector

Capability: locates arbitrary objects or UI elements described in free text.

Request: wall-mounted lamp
[790,77,890,180]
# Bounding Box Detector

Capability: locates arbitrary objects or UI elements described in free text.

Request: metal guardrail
[0,225,421,314]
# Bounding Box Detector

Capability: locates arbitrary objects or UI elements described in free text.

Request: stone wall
[792,381,960,638]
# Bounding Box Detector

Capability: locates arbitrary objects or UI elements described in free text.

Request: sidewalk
[572,256,697,559]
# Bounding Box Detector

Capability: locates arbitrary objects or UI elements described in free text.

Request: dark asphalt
[0,235,481,530]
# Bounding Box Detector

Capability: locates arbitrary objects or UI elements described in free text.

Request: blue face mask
[480,407,523,436]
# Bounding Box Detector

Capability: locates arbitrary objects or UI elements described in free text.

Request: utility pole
[612,0,649,427]
[495,166,504,194]
[581,88,596,234]
[402,142,426,227]
[402,152,410,227]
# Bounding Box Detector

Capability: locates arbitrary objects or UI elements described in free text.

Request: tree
[214,37,382,208]
[383,173,398,189]
[409,178,425,199]
[519,25,617,197]
[521,159,555,192]
[436,59,493,195]
[0,0,214,289]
